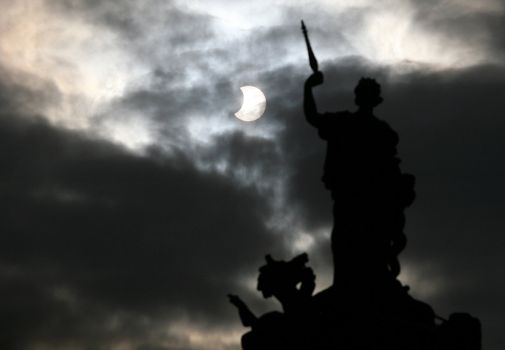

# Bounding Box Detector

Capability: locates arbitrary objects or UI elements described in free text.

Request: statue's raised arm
[228,294,258,328]
[304,71,324,127]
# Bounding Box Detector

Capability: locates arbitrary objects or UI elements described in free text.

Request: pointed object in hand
[301,20,319,73]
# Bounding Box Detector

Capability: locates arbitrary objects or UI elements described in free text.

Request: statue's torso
[317,111,400,190]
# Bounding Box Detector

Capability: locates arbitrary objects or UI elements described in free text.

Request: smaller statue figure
[228,253,319,350]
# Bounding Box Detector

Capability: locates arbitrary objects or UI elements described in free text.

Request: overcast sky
[1,0,504,349]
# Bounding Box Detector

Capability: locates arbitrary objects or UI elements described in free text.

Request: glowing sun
[235,86,266,122]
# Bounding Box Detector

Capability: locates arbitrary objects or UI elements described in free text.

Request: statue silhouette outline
[229,44,481,349]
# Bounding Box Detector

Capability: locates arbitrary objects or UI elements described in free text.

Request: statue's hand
[228,294,257,328]
[299,267,316,296]
[227,294,245,308]
[305,71,324,87]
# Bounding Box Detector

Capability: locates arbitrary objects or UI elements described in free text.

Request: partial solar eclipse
[234,86,266,122]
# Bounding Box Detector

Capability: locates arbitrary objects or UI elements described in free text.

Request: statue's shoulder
[374,116,399,138]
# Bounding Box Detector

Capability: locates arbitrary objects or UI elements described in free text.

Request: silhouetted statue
[229,254,321,350]
[304,71,414,285]
[229,22,481,349]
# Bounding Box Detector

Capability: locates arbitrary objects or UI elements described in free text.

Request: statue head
[257,253,308,298]
[354,77,383,108]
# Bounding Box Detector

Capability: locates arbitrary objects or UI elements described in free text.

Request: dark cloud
[382,65,505,350]
[410,1,505,61]
[0,72,285,349]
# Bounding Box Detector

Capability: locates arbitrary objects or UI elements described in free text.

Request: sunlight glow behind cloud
[1,0,145,129]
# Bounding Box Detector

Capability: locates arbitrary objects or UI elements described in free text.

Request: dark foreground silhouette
[229,71,481,349]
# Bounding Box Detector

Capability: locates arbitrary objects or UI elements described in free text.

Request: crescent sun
[235,86,266,122]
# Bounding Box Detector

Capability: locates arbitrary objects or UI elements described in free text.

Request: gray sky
[1,0,504,349]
